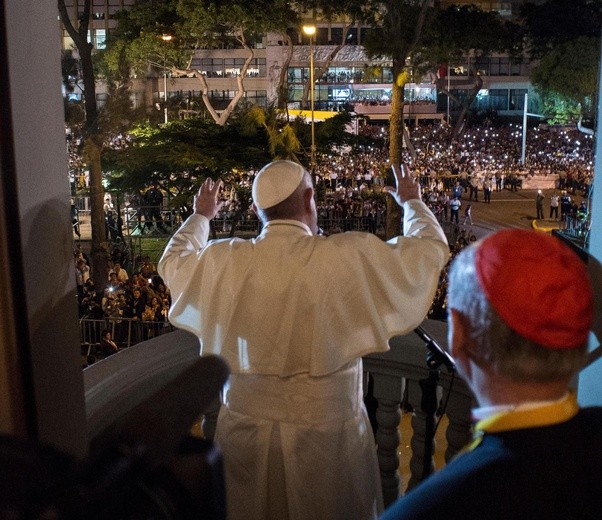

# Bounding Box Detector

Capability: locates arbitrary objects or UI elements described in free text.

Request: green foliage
[319,112,352,146]
[536,90,582,125]
[520,0,602,59]
[102,115,271,209]
[531,37,600,110]
[521,0,601,123]
[428,5,520,63]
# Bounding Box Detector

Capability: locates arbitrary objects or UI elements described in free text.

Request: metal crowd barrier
[80,317,175,360]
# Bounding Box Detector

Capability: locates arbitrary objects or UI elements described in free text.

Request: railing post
[443,381,474,462]
[407,379,436,491]
[372,373,405,506]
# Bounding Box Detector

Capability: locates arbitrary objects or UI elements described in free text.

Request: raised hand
[194,178,224,220]
[384,163,421,207]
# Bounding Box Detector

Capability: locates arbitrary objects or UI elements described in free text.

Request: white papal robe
[158,199,448,520]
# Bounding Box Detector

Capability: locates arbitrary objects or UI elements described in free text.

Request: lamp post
[161,34,173,124]
[302,24,316,174]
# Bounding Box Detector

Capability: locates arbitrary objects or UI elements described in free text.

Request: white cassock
[158,199,448,520]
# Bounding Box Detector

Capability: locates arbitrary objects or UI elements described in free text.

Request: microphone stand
[414,326,456,481]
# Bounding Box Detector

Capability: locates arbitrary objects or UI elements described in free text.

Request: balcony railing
[83,320,474,505]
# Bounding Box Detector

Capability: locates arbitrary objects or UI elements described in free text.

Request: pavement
[451,186,585,240]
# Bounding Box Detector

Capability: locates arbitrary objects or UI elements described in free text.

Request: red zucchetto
[475,229,593,349]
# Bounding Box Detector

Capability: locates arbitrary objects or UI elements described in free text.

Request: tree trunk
[174,29,254,127]
[58,0,110,278]
[386,62,405,240]
[276,33,294,110]
[85,139,109,282]
[452,71,483,139]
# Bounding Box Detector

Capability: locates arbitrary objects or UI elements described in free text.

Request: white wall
[579,42,602,406]
[2,0,87,456]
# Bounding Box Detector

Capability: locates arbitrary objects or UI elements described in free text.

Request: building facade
[60,0,541,123]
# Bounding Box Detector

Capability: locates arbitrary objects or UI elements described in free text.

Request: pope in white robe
[158,160,448,520]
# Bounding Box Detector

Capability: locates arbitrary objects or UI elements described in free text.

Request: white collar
[472,392,571,421]
[263,219,313,236]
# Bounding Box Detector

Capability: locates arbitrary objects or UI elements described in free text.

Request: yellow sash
[466,392,579,452]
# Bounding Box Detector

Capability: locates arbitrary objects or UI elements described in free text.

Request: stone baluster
[442,377,474,461]
[406,378,438,491]
[372,373,405,506]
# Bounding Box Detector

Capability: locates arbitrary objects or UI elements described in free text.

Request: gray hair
[448,243,587,383]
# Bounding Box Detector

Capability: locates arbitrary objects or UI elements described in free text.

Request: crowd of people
[313,122,593,195]
[74,121,594,356]
[70,123,600,518]
[75,246,172,355]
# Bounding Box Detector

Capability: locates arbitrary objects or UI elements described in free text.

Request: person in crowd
[79,279,102,319]
[482,177,492,203]
[450,196,461,224]
[100,329,119,357]
[158,160,449,520]
[462,203,473,225]
[438,191,450,221]
[106,272,124,295]
[75,257,90,299]
[468,175,479,202]
[560,190,572,222]
[550,191,560,220]
[71,201,80,238]
[452,181,463,200]
[143,181,167,233]
[109,261,129,283]
[379,229,601,520]
[536,190,545,219]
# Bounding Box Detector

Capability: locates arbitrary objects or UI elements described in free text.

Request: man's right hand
[384,163,421,207]
[194,178,224,220]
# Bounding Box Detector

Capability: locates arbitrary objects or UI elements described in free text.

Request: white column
[1,0,87,456]
[578,42,602,406]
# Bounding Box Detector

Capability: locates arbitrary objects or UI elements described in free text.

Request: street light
[161,34,173,124]
[302,24,316,174]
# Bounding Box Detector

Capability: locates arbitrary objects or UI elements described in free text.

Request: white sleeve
[157,214,211,295]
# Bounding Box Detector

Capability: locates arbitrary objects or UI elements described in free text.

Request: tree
[107,0,299,126]
[429,5,521,138]
[520,0,602,58]
[531,37,600,120]
[360,1,519,237]
[59,0,109,281]
[362,0,433,238]
[520,0,602,125]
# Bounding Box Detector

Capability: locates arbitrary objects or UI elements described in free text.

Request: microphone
[414,326,456,373]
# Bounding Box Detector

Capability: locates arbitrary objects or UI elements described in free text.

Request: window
[511,59,530,76]
[346,27,358,45]
[489,89,509,110]
[246,58,266,77]
[509,89,528,111]
[245,90,267,107]
[330,27,343,45]
[474,57,490,76]
[94,29,106,50]
[316,27,329,45]
[198,58,224,77]
[490,57,510,76]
